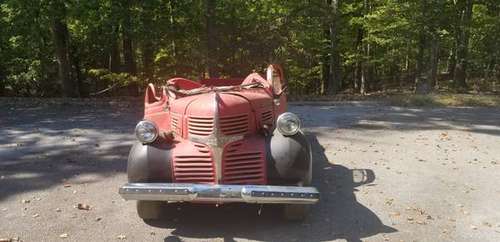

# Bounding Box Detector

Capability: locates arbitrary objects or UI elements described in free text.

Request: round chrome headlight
[276,112,301,136]
[135,120,158,144]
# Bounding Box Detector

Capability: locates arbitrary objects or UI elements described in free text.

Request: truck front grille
[220,114,249,136]
[188,116,213,136]
[261,110,273,125]
[171,113,182,135]
[173,143,215,183]
[222,141,266,184]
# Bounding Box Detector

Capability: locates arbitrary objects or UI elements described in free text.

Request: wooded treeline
[0,0,499,97]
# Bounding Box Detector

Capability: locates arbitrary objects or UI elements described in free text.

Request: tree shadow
[0,99,142,201]
[147,134,395,242]
[291,104,500,137]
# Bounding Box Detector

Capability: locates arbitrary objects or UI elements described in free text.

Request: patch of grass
[387,94,500,107]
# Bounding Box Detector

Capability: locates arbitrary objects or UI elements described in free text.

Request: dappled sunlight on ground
[0,100,499,241]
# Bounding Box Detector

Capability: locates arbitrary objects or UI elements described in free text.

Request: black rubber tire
[283,204,310,221]
[136,201,164,220]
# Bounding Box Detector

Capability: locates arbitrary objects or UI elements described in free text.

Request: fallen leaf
[482,222,492,227]
[0,238,19,242]
[76,203,91,210]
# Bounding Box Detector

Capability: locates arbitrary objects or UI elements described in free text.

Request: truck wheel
[136,201,163,220]
[283,204,310,221]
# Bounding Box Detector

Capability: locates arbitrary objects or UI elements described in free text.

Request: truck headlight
[135,120,158,144]
[276,112,301,136]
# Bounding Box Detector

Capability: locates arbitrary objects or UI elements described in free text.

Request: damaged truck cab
[119,65,319,220]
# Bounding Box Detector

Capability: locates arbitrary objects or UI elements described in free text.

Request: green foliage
[0,0,498,97]
[87,69,139,86]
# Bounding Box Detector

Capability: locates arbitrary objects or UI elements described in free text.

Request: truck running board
[119,183,320,204]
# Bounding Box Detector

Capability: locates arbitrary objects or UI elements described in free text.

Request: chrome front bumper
[119,183,320,204]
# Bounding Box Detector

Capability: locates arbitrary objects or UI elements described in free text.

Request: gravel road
[1,99,500,242]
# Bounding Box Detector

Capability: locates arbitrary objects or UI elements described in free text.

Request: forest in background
[0,0,499,98]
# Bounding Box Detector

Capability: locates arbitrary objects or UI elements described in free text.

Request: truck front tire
[136,201,164,220]
[283,204,310,221]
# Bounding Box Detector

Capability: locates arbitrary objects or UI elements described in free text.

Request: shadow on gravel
[0,100,141,201]
[292,105,500,137]
[147,134,395,242]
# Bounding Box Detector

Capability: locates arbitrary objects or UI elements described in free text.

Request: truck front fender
[266,131,312,185]
[127,142,173,183]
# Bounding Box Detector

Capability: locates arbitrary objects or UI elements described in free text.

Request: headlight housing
[135,120,158,144]
[276,112,301,136]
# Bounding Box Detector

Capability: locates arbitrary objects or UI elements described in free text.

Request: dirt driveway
[1,99,499,242]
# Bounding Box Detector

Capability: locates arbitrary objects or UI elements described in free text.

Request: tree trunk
[414,29,430,94]
[205,0,218,78]
[321,51,330,95]
[0,67,5,96]
[415,0,438,94]
[142,41,154,81]
[141,4,154,81]
[429,37,439,89]
[169,0,177,75]
[359,0,370,95]
[354,27,363,92]
[122,8,136,75]
[453,0,473,91]
[326,0,341,95]
[121,0,138,96]
[447,44,456,78]
[109,26,121,73]
[51,2,78,97]
[71,44,85,97]
[360,62,366,95]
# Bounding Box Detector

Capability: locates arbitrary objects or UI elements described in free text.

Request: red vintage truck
[119,65,319,220]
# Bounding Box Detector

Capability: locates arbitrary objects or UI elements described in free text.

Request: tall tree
[50,1,78,97]
[122,0,136,75]
[454,0,473,91]
[324,0,342,95]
